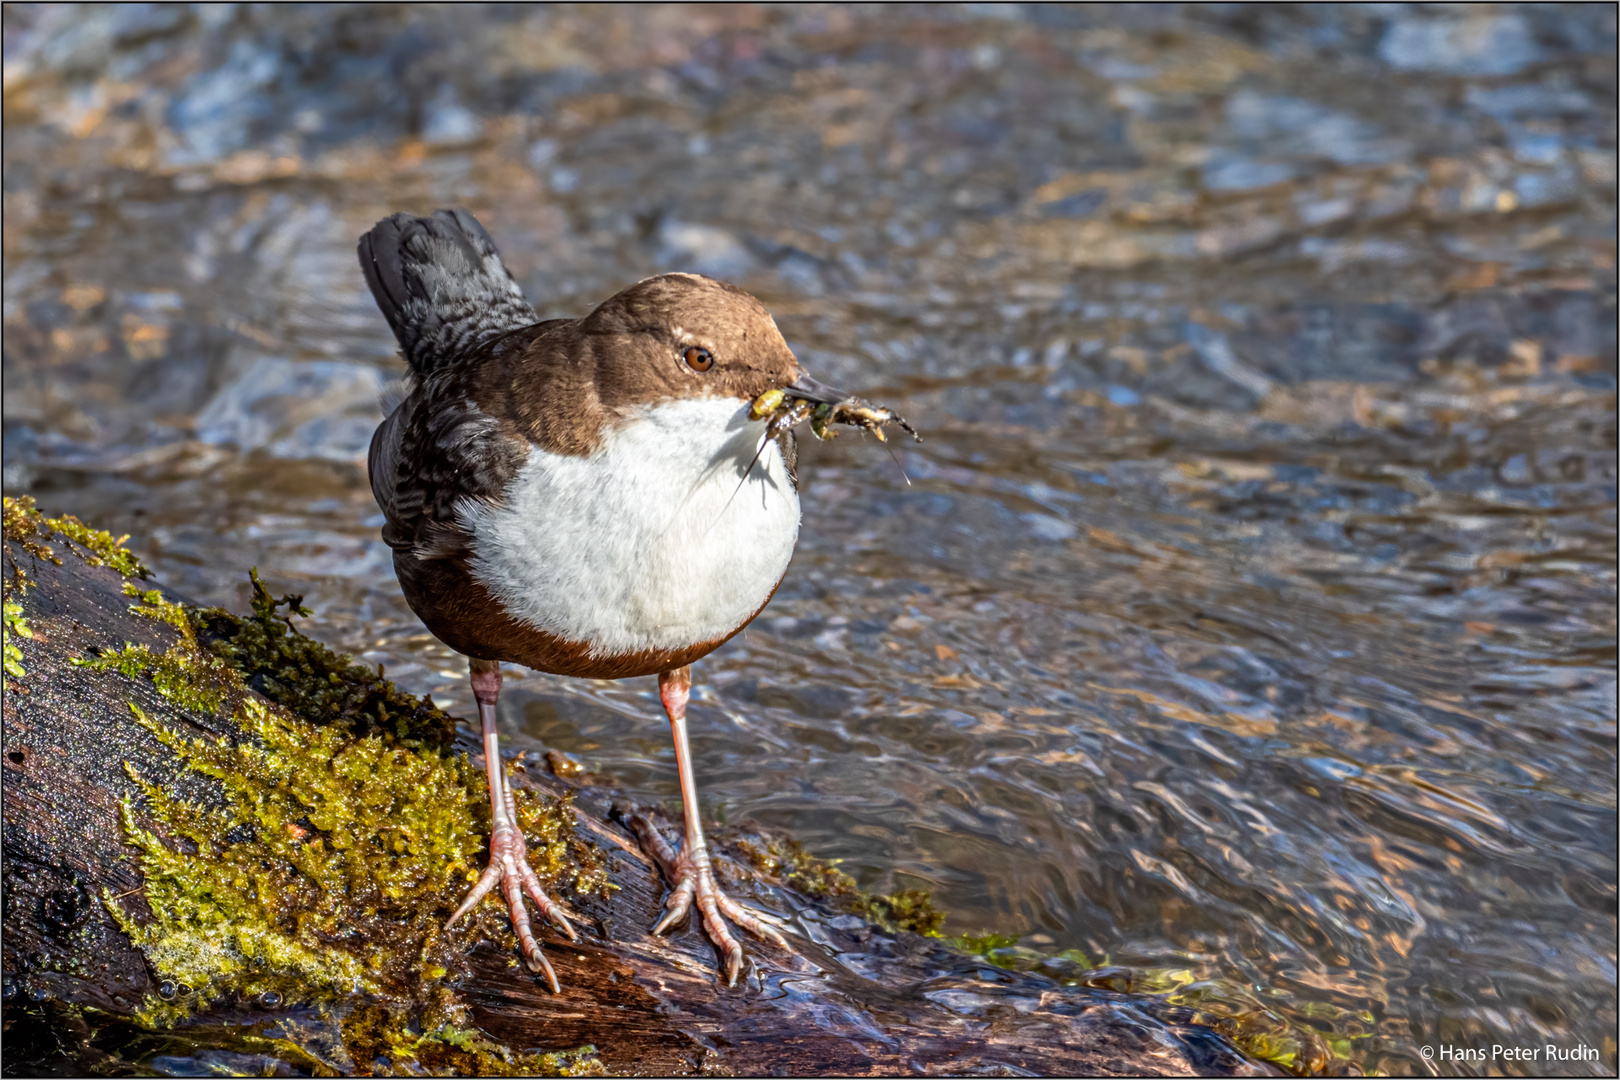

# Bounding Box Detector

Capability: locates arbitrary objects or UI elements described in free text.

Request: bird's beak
[784,371,852,405]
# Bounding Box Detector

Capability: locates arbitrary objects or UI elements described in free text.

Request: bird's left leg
[446,656,577,991]
[633,665,788,986]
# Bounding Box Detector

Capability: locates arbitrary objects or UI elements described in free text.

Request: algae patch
[1147,969,1375,1076]
[732,833,945,937]
[942,933,1360,1076]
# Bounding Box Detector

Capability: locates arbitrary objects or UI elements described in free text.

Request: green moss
[93,1001,605,1077]
[184,569,457,745]
[103,583,612,1016]
[732,834,946,936]
[3,598,31,687]
[65,571,611,1072]
[866,888,946,937]
[342,1006,605,1077]
[123,582,191,632]
[3,494,64,581]
[111,694,461,1006]
[2,494,148,580]
[75,643,233,715]
[47,514,148,579]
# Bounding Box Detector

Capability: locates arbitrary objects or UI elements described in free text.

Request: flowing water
[3,5,1615,1074]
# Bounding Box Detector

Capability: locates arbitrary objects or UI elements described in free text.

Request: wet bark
[1,532,1277,1077]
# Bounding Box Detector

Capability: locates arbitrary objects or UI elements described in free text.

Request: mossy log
[2,501,1277,1077]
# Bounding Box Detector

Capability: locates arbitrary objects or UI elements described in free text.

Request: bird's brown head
[581,273,806,411]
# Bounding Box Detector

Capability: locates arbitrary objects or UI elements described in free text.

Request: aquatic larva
[750,389,921,444]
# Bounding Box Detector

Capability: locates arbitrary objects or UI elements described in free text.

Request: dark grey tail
[358,208,537,376]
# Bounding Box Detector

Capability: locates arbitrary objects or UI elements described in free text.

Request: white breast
[459,396,800,658]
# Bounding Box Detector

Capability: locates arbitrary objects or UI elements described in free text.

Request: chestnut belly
[397,550,780,680]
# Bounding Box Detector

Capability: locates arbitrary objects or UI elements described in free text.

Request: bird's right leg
[631,665,788,986]
[446,656,577,992]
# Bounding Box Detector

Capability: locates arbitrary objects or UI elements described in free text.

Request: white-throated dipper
[359,209,906,990]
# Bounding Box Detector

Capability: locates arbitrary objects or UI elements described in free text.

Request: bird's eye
[683,345,714,372]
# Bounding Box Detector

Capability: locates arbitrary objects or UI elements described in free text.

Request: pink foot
[447,779,578,993]
[628,813,788,986]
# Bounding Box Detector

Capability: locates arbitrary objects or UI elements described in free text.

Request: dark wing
[358,208,537,376]
[368,366,530,561]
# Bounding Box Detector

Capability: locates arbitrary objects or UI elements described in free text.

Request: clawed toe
[650,872,697,936]
[447,822,576,993]
[663,864,779,987]
[628,811,789,986]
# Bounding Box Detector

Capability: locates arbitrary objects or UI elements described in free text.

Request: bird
[358,208,866,990]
